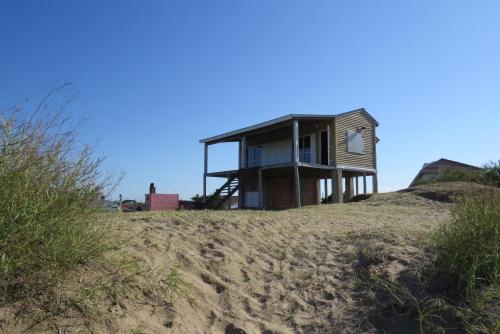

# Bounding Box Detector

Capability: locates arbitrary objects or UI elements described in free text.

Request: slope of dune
[1,186,460,333]
[107,191,451,333]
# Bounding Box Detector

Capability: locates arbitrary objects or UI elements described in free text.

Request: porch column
[239,137,246,208]
[293,120,301,208]
[203,143,208,202]
[372,173,379,194]
[258,168,263,209]
[323,179,328,203]
[315,131,321,164]
[363,172,367,195]
[345,176,354,201]
[240,136,246,168]
[332,169,343,203]
[355,176,359,195]
[326,124,331,165]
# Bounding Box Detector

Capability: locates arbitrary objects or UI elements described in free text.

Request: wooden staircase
[201,175,240,209]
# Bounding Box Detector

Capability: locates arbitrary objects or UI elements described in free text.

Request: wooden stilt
[332,169,343,203]
[203,143,208,202]
[345,176,354,201]
[324,179,328,203]
[258,168,263,209]
[363,173,367,195]
[372,173,379,194]
[293,120,301,208]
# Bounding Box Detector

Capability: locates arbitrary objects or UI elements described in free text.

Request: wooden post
[315,131,321,164]
[326,124,331,165]
[240,136,246,168]
[239,136,247,209]
[203,143,208,202]
[355,176,359,195]
[293,120,301,208]
[332,169,343,203]
[363,173,367,194]
[258,168,263,209]
[323,179,328,203]
[345,176,354,201]
[372,173,379,194]
[238,140,242,169]
[316,180,321,205]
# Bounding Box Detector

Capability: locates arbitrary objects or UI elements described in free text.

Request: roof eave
[199,109,380,144]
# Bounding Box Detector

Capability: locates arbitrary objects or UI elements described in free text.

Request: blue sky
[1,1,499,201]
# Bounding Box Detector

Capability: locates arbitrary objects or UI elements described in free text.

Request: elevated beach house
[200,109,379,209]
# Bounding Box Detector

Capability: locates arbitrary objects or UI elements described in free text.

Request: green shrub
[432,161,500,188]
[482,160,500,188]
[434,193,499,331]
[434,194,499,295]
[437,167,483,184]
[0,91,115,301]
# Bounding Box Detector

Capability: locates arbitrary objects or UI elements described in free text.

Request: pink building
[144,193,179,211]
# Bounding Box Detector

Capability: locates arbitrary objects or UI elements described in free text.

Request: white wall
[254,133,318,166]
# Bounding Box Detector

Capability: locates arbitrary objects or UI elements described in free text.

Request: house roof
[199,108,379,144]
[408,158,480,187]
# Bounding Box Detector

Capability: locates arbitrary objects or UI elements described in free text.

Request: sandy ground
[98,190,451,334]
[1,184,470,334]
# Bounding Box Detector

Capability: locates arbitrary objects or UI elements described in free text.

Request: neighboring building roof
[199,108,379,144]
[409,158,480,187]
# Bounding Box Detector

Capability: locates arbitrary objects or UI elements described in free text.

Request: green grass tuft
[433,193,499,332]
[0,89,118,305]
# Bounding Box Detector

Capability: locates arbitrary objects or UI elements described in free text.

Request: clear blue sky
[1,1,499,201]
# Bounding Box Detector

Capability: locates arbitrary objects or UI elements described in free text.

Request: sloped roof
[200,108,379,144]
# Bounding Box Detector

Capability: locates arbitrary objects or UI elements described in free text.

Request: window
[347,130,364,154]
[299,135,311,162]
[246,146,262,167]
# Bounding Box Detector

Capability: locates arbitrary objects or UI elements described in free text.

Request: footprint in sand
[200,273,226,294]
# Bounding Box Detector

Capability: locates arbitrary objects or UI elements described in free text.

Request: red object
[145,194,179,211]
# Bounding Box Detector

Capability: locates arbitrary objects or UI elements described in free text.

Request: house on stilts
[200,109,380,209]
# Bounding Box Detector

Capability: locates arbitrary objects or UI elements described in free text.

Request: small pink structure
[145,193,179,211]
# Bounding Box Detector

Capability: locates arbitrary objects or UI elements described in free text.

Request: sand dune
[1,185,464,333]
[103,190,450,333]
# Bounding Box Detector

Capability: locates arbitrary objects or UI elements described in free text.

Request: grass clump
[434,193,499,332]
[431,160,500,188]
[437,167,483,184]
[0,88,116,304]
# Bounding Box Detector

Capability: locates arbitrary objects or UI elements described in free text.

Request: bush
[437,167,483,184]
[0,89,115,301]
[434,194,499,295]
[434,193,499,331]
[433,161,500,188]
[482,160,500,188]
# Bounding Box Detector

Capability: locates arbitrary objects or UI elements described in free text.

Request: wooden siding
[334,111,376,170]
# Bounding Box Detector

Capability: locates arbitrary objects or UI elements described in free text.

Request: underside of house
[200,109,379,209]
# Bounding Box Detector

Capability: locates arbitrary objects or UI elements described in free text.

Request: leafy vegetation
[433,161,500,188]
[0,88,116,303]
[433,193,499,332]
